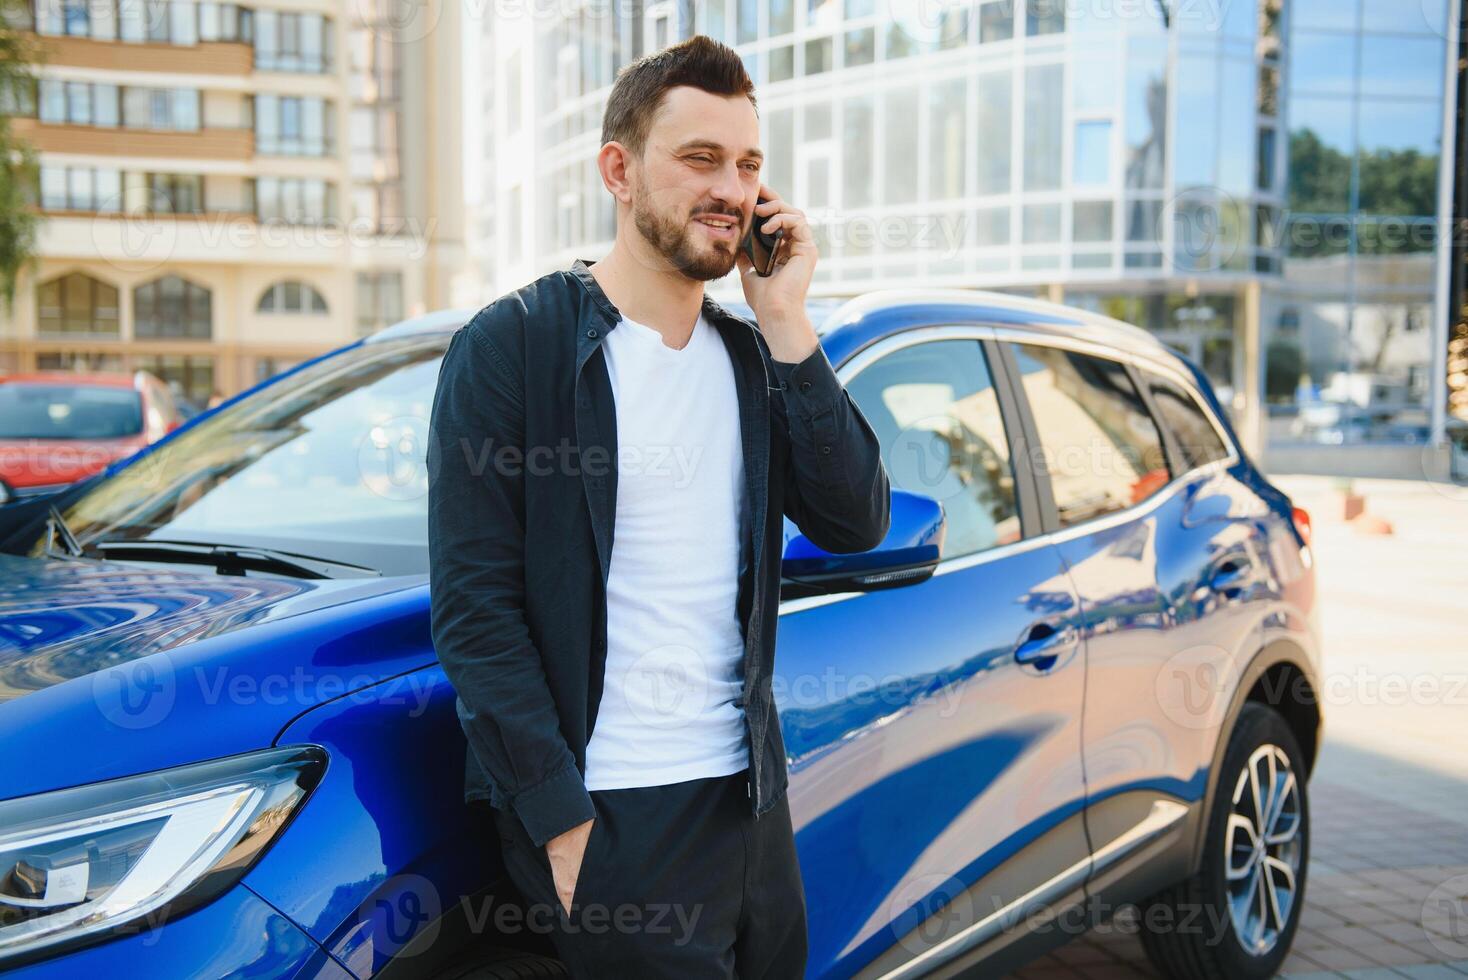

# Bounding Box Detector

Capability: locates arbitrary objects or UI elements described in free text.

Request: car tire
[434,947,569,980]
[1137,702,1311,980]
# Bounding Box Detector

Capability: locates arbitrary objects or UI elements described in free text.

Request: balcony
[27,34,253,75]
[11,118,255,161]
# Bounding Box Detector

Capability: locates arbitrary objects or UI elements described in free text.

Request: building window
[36,351,126,372]
[1026,0,1064,35]
[258,280,328,314]
[1073,120,1112,186]
[145,173,205,213]
[36,272,121,335]
[1024,63,1063,191]
[122,87,201,131]
[198,2,253,42]
[135,275,213,339]
[134,355,215,405]
[1073,200,1113,243]
[254,11,332,73]
[1256,126,1276,191]
[254,356,300,383]
[255,95,335,156]
[251,177,334,223]
[114,0,197,44]
[349,16,403,235]
[39,80,114,127]
[355,271,404,336]
[39,82,203,132]
[40,166,122,211]
[979,1,1013,42]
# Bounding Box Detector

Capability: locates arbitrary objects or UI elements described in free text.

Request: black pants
[491,769,808,979]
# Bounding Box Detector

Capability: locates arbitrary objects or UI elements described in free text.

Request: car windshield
[0,383,143,440]
[28,334,448,576]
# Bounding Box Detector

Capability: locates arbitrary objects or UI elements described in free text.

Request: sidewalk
[1005,474,1468,979]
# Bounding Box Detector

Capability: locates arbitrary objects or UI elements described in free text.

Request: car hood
[0,553,435,800]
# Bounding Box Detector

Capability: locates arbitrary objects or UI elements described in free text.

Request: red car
[0,370,184,503]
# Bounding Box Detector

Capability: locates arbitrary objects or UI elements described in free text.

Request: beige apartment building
[0,0,466,403]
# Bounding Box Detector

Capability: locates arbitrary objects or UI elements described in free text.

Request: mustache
[690,206,742,222]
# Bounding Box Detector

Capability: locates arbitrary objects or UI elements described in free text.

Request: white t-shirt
[582,312,750,791]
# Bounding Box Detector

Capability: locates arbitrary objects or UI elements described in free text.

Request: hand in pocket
[545,817,594,914]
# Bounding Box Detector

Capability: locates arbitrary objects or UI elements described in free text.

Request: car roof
[364,308,479,343]
[364,290,1178,373]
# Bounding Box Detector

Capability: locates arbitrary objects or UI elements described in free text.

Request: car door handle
[1209,557,1251,597]
[1014,622,1077,667]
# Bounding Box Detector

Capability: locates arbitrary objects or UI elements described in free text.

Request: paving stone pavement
[1001,476,1468,979]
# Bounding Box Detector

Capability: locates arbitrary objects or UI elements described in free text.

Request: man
[427,34,889,978]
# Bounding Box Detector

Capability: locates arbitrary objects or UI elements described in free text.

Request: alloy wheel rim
[1225,743,1304,956]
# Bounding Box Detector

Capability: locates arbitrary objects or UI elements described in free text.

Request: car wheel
[434,946,568,980]
[1138,702,1310,980]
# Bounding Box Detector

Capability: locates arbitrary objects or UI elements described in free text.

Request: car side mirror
[780,490,945,599]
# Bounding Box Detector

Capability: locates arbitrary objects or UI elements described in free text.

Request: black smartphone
[742,193,785,277]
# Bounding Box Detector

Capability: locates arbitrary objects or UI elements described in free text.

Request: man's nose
[708,163,745,218]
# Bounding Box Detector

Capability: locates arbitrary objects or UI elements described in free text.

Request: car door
[775,329,1088,978]
[995,338,1261,888]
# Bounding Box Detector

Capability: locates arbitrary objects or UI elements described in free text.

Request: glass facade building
[480,0,1459,466]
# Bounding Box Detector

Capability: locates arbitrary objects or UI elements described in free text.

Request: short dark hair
[601,34,757,158]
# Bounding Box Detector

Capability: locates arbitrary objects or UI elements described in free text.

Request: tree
[0,0,39,311]
[1287,128,1442,259]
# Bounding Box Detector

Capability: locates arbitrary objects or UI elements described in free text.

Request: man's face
[627,86,763,281]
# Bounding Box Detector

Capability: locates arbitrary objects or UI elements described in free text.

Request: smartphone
[742,193,785,277]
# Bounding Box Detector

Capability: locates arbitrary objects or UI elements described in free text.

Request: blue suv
[0,290,1320,980]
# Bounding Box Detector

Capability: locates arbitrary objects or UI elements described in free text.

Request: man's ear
[598,141,635,205]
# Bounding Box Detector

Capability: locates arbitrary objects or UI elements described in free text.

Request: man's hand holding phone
[736,184,819,364]
[546,817,593,915]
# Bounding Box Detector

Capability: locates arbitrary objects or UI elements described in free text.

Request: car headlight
[0,745,326,966]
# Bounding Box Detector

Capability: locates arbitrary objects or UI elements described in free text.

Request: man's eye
[690,155,714,164]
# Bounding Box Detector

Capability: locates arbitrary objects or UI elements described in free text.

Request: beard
[631,173,743,282]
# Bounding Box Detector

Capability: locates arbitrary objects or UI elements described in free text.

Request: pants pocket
[566,812,602,914]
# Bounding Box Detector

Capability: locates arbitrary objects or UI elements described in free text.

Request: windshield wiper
[91,539,381,580]
[45,505,84,559]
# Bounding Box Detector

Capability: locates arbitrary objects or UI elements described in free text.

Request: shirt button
[587,329,598,338]
[799,380,812,392]
[780,380,789,390]
[821,445,832,455]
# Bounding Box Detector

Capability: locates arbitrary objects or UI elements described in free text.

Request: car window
[1141,370,1231,470]
[844,339,1022,559]
[1009,343,1170,527]
[0,383,144,440]
[28,336,446,575]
